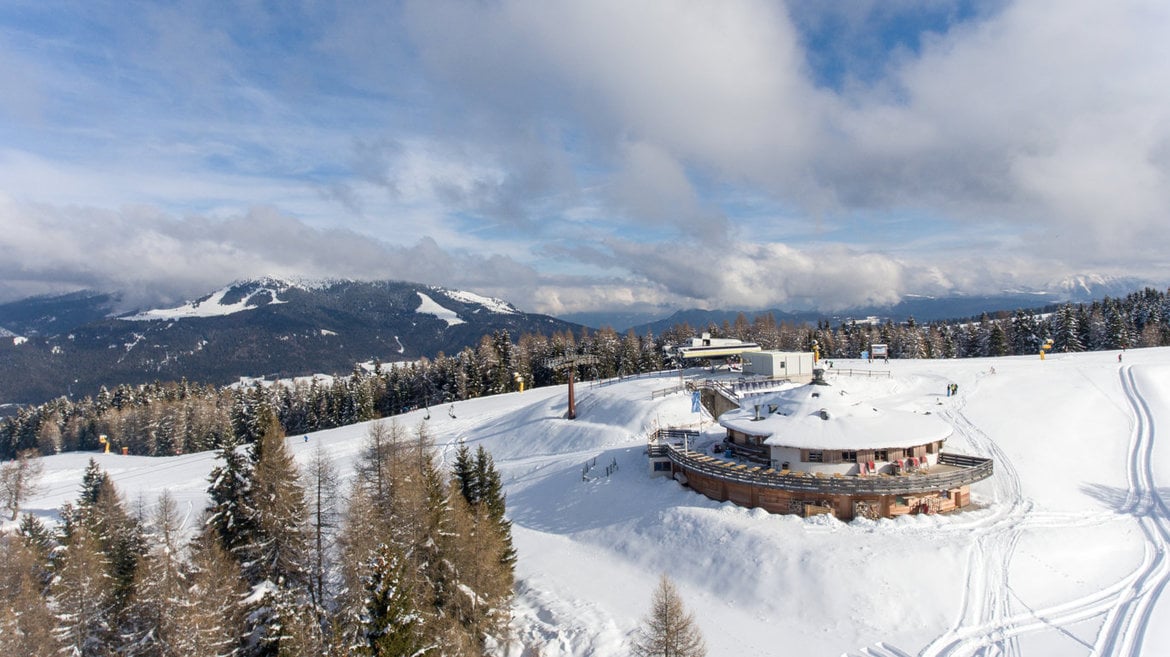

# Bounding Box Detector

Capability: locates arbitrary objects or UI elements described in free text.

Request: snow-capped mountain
[0,279,580,406]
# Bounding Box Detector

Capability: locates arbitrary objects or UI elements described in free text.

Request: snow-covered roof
[718,376,952,451]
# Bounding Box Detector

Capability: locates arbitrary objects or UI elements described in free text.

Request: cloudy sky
[1,0,1168,316]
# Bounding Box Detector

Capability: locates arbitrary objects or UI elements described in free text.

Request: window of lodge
[808,450,823,463]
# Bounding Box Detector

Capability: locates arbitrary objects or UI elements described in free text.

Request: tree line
[4,287,1170,461]
[0,417,515,656]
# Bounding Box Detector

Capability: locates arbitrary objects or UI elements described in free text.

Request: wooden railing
[649,430,993,495]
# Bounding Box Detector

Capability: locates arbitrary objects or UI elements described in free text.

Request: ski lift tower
[544,354,600,419]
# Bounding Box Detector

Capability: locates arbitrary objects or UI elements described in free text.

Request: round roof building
[648,366,993,520]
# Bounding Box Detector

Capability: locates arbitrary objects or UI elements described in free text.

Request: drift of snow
[13,347,1170,656]
[415,292,464,326]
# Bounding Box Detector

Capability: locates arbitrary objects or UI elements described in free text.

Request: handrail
[651,438,993,495]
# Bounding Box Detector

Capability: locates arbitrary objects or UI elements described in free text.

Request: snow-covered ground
[14,348,1170,656]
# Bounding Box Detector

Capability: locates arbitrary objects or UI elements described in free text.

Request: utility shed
[742,351,815,380]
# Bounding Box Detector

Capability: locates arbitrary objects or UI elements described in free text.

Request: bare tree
[303,441,341,610]
[630,574,707,657]
[1,449,44,520]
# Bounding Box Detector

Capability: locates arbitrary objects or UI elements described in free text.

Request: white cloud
[2,0,1169,317]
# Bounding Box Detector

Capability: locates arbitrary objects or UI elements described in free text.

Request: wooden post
[567,366,577,419]
[544,354,599,420]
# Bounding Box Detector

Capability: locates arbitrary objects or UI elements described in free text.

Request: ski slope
[13,348,1170,656]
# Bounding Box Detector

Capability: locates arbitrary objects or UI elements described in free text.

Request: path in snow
[1091,366,1170,656]
[883,364,1169,657]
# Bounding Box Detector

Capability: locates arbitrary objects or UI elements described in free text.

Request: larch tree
[0,448,44,520]
[174,530,248,657]
[239,416,311,657]
[630,574,707,657]
[303,440,342,613]
[49,522,114,657]
[128,490,189,657]
[0,534,56,657]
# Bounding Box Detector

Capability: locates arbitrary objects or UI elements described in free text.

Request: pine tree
[451,442,477,505]
[1054,304,1085,352]
[356,542,428,657]
[473,447,516,576]
[630,574,707,657]
[988,322,1009,357]
[205,436,256,557]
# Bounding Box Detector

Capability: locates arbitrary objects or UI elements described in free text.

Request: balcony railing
[650,430,993,495]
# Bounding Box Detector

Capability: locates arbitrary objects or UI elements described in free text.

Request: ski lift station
[740,350,815,382]
[670,332,761,363]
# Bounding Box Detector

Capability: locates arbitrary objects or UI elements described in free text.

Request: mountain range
[0,278,581,406]
[0,273,1157,407]
[576,274,1155,333]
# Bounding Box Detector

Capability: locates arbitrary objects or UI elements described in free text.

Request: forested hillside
[0,418,515,656]
[3,288,1169,461]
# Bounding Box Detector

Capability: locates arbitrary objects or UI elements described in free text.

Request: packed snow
[12,347,1170,656]
[416,292,465,326]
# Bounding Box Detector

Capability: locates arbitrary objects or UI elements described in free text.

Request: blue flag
[692,391,701,413]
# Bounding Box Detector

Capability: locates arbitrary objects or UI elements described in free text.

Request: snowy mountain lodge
[648,367,993,520]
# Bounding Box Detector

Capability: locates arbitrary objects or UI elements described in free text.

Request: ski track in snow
[21,358,1170,656]
[874,365,1169,657]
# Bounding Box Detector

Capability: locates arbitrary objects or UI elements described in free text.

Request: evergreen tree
[1054,304,1085,352]
[473,447,517,576]
[988,322,1009,357]
[356,542,428,657]
[451,443,477,505]
[204,436,256,557]
[1106,305,1130,350]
